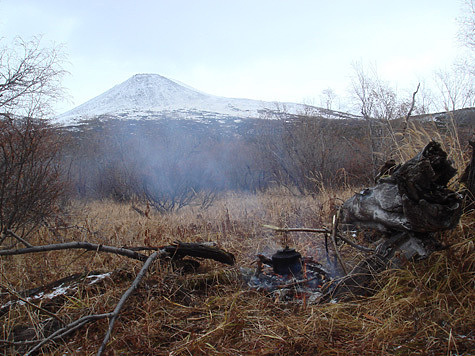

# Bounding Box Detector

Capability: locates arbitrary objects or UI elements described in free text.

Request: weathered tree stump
[326,141,462,300]
[341,141,462,233]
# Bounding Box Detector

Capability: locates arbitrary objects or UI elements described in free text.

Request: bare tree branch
[264,225,329,234]
[0,36,67,117]
[0,241,151,261]
[0,280,63,324]
[330,209,348,275]
[402,83,421,133]
[23,313,114,356]
[97,252,159,356]
[264,225,374,253]
[4,229,33,248]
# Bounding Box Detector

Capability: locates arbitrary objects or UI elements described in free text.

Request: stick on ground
[97,251,159,356]
[0,241,151,261]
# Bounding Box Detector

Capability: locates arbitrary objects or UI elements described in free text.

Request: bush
[0,114,64,240]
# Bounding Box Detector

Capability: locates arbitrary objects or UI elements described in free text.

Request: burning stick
[275,276,319,289]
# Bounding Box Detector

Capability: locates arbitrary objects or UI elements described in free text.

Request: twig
[0,339,39,346]
[24,313,113,356]
[0,232,7,245]
[264,224,372,253]
[402,82,420,133]
[275,276,319,289]
[131,205,150,219]
[0,281,64,324]
[5,230,33,248]
[97,251,159,356]
[324,233,331,266]
[337,234,374,253]
[331,209,348,275]
[0,241,152,261]
[264,225,329,233]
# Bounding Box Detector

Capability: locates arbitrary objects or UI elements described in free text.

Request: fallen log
[0,241,235,266]
[162,241,236,266]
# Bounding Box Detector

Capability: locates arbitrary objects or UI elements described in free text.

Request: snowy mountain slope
[56,74,360,125]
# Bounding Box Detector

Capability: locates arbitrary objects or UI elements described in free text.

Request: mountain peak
[56,73,352,125]
[57,73,209,120]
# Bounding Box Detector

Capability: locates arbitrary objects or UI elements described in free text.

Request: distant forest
[62,108,475,211]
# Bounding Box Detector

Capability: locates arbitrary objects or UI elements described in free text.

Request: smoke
[64,117,264,207]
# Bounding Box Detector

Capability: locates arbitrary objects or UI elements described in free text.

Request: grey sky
[0,0,464,114]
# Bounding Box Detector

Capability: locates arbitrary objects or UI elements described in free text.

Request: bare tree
[350,62,426,175]
[320,88,337,111]
[351,62,391,176]
[0,114,64,241]
[0,37,67,242]
[434,66,475,112]
[0,36,67,118]
[458,0,475,51]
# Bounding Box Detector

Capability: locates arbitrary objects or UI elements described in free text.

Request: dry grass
[1,184,474,355]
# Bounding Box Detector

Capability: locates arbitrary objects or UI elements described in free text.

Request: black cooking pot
[271,247,302,275]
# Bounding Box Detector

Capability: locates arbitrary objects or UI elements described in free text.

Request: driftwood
[327,141,462,300]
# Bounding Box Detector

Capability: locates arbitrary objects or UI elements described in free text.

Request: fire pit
[243,248,332,304]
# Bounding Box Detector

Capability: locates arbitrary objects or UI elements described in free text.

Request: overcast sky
[0,0,466,114]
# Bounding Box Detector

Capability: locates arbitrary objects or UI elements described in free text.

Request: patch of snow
[43,284,72,299]
[54,73,360,126]
[86,272,111,285]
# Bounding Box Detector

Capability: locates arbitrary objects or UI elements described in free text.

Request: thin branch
[97,251,159,356]
[0,339,39,346]
[24,313,113,356]
[264,225,329,234]
[0,281,64,324]
[275,276,319,289]
[402,83,421,133]
[5,229,33,248]
[0,232,6,245]
[20,251,159,355]
[264,224,373,252]
[336,234,374,253]
[0,241,152,261]
[331,209,348,275]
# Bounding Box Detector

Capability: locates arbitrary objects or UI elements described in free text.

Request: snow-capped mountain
[56,74,359,125]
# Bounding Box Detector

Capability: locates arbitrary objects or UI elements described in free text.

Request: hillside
[55,73,361,125]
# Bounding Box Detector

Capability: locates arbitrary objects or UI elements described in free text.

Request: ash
[243,258,332,304]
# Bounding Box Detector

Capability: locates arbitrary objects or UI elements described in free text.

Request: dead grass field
[1,186,474,356]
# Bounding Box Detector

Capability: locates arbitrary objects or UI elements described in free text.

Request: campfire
[244,246,332,304]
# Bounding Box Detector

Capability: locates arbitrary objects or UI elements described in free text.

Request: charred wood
[162,241,235,266]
